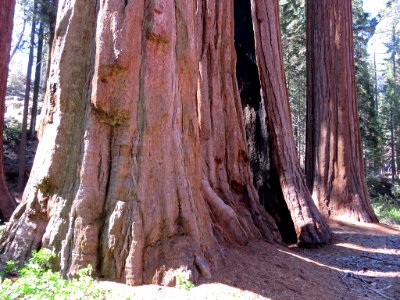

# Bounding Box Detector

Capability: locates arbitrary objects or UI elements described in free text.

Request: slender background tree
[280,0,307,166]
[17,0,38,192]
[251,0,332,245]
[353,0,382,175]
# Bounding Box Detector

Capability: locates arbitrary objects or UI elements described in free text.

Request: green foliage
[280,0,307,165]
[1,261,20,277]
[376,3,400,177]
[0,249,109,300]
[6,72,26,97]
[352,0,383,174]
[3,119,22,150]
[18,0,58,30]
[368,176,400,224]
[367,176,394,199]
[372,195,400,224]
[175,273,195,291]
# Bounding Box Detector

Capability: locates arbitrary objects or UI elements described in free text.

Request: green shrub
[6,72,26,97]
[175,273,195,291]
[0,248,109,300]
[392,182,400,199]
[1,261,19,277]
[372,195,400,224]
[3,119,22,150]
[367,176,395,199]
[367,176,400,224]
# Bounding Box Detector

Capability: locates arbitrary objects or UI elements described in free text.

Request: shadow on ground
[194,219,400,300]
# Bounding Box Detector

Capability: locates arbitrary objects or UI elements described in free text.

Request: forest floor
[99,218,400,300]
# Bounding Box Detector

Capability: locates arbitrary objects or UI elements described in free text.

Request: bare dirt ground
[100,218,400,300]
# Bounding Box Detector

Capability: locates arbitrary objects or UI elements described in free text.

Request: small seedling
[0,260,19,278]
[175,273,195,291]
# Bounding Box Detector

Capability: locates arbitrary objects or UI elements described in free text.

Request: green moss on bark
[147,32,169,45]
[93,106,129,127]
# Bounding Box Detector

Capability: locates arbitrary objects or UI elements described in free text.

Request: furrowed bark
[1,0,98,266]
[234,0,297,244]
[45,0,59,83]
[251,0,332,246]
[0,0,18,221]
[197,0,281,246]
[305,0,378,223]
[0,0,280,285]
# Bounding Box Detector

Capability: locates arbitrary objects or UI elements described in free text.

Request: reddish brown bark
[0,0,280,285]
[197,0,280,246]
[0,0,17,221]
[251,0,332,246]
[234,0,297,244]
[305,0,378,223]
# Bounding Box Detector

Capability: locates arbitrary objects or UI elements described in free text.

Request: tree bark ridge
[305,0,378,223]
[0,0,18,221]
[251,0,332,246]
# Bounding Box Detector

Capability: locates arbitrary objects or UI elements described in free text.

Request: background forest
[280,0,400,224]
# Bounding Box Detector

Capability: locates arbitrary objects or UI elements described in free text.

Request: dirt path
[100,218,400,299]
[287,218,400,300]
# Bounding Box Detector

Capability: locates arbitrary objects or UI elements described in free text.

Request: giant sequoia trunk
[0,0,280,285]
[305,0,378,222]
[250,0,332,246]
[0,0,18,221]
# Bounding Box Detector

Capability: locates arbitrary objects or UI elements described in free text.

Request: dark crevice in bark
[96,127,114,277]
[234,0,296,244]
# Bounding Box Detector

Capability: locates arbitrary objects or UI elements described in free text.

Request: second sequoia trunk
[250,0,332,245]
[305,0,378,222]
